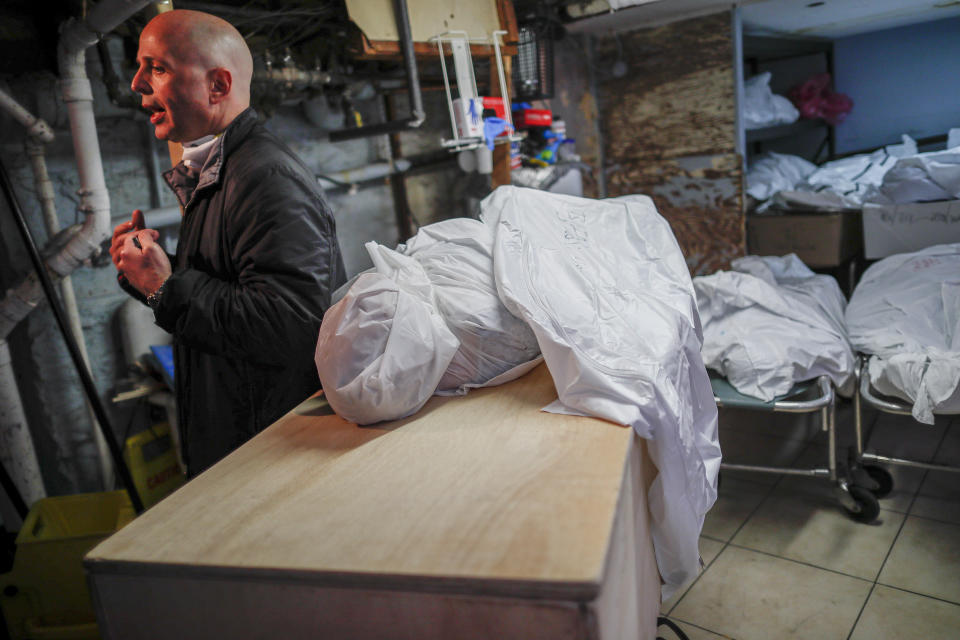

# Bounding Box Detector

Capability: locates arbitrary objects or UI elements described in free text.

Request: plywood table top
[87,364,635,600]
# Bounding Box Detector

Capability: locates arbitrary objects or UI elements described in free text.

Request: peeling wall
[594,11,744,275]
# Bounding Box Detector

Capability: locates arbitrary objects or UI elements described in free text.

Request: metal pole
[0,156,144,514]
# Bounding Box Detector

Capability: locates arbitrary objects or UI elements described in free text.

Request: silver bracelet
[146,278,169,310]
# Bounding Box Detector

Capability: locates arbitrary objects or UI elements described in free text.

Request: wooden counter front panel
[87,365,660,638]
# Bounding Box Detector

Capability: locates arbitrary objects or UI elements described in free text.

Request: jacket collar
[163,107,260,210]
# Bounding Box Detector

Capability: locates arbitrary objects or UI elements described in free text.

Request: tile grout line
[872,582,960,608]
[664,469,789,633]
[664,459,787,627]
[846,412,959,639]
[844,432,938,640]
[723,541,874,584]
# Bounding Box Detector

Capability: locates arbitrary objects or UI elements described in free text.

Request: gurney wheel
[845,485,880,523]
[863,464,894,499]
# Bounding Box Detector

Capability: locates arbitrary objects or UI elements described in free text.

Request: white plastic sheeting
[745,152,816,201]
[877,146,960,204]
[484,186,720,600]
[392,219,541,394]
[743,72,799,130]
[315,218,541,425]
[846,244,960,423]
[695,254,855,400]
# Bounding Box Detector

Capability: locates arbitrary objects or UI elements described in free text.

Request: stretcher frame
[712,373,880,522]
[852,357,960,479]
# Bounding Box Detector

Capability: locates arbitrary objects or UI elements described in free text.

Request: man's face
[131,24,211,142]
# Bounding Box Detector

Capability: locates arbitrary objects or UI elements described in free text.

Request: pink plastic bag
[788,73,853,126]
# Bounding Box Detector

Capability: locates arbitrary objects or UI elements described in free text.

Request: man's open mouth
[147,105,165,124]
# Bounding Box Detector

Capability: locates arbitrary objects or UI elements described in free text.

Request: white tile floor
[658,403,960,640]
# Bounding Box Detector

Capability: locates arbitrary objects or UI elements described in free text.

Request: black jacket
[143,108,345,475]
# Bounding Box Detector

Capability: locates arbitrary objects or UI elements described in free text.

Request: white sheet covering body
[315,219,541,424]
[391,218,541,394]
[846,244,960,423]
[482,186,721,600]
[694,254,856,400]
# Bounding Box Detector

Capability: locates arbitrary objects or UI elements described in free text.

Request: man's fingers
[134,229,161,248]
[131,209,145,230]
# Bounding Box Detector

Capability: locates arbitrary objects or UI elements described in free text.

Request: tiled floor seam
[844,583,878,640]
[872,583,960,608]
[723,541,876,583]
[663,615,733,639]
[663,539,730,617]
[661,475,785,631]
[873,468,925,581]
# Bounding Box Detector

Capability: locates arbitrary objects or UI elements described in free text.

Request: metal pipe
[0,339,44,528]
[0,91,54,143]
[860,452,960,474]
[858,363,913,415]
[25,137,112,490]
[771,376,833,412]
[1,156,144,514]
[328,0,424,142]
[719,463,830,478]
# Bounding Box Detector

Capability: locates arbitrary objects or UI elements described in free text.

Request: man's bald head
[146,10,253,99]
[133,10,253,140]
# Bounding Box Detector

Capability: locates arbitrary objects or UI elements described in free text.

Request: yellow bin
[0,491,134,640]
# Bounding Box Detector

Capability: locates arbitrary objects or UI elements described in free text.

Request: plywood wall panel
[596,11,744,275]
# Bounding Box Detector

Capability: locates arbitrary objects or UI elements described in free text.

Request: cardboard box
[512,107,552,128]
[747,210,863,268]
[862,200,960,259]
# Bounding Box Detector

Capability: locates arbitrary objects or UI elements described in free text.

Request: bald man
[111,10,346,476]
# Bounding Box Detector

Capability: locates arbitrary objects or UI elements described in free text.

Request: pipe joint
[59,17,101,58]
[60,77,94,104]
[408,111,426,128]
[26,120,55,144]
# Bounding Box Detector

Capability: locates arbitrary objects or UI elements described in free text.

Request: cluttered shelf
[745,118,828,145]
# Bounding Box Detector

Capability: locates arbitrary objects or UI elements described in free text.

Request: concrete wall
[0,38,460,498]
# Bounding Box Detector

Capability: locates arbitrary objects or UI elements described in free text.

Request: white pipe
[317,159,412,190]
[0,89,54,144]
[0,339,45,527]
[0,1,152,501]
[25,138,113,490]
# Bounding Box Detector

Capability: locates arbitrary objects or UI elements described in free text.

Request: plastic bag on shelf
[788,73,853,126]
[743,71,800,130]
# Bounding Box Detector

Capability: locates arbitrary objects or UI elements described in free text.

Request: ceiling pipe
[328,0,425,142]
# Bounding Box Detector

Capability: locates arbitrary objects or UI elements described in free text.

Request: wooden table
[86,364,661,639]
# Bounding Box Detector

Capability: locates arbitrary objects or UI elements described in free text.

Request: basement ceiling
[741,0,960,38]
[566,0,960,37]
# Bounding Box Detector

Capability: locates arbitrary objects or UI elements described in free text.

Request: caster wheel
[863,464,894,499]
[845,485,881,523]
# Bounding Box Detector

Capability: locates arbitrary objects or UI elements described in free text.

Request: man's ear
[209,68,232,104]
